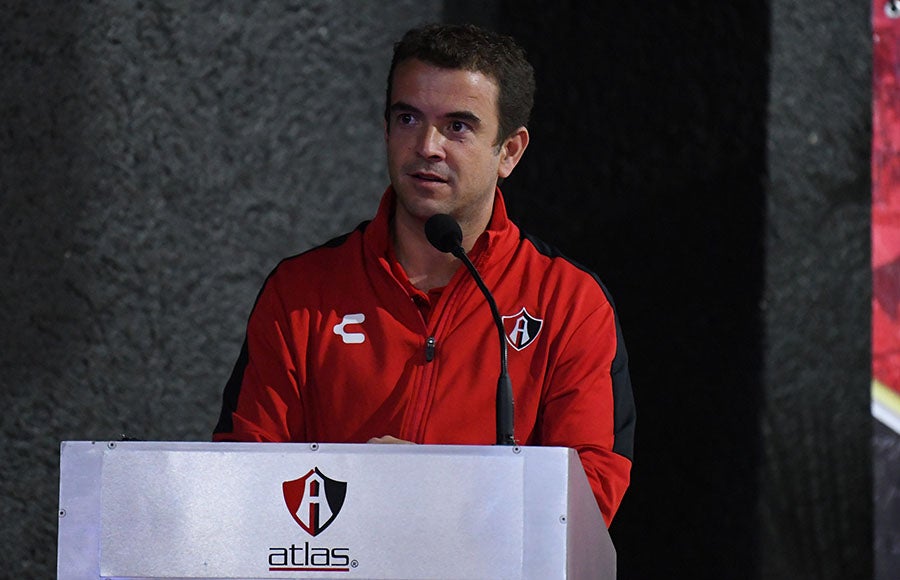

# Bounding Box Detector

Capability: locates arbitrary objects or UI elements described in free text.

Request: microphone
[424,214,516,446]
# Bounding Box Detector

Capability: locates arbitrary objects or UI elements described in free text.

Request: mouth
[409,171,449,184]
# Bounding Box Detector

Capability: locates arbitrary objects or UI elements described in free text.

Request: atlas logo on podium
[282,467,348,536]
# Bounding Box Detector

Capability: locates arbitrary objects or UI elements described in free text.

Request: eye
[396,113,416,126]
[449,120,470,134]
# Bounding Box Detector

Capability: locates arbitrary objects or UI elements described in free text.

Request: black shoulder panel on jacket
[214,338,249,435]
[323,220,370,248]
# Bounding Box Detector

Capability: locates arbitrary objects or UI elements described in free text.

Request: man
[214,23,635,525]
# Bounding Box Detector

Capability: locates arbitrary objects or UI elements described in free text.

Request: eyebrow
[390,101,483,126]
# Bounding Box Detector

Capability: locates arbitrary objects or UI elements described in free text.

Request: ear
[497,127,530,179]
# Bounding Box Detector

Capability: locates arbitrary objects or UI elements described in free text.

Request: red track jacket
[214,188,635,524]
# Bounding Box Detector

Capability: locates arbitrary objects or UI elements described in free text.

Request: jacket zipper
[425,336,436,362]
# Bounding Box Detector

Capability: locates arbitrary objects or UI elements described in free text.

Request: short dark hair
[385,23,535,145]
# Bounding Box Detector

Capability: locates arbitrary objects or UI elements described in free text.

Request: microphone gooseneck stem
[452,247,516,446]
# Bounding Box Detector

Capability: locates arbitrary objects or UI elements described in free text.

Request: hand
[367,435,415,444]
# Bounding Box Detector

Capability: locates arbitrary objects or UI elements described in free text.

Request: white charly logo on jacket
[502,307,543,351]
[333,313,366,344]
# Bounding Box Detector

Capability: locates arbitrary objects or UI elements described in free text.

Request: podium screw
[310,443,319,451]
[559,515,567,524]
[59,509,66,518]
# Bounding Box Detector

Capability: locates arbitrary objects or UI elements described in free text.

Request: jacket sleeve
[213,268,306,442]
[540,297,635,526]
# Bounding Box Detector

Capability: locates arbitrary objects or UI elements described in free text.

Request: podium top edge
[59,440,574,458]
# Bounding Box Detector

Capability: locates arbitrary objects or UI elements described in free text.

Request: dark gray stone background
[761,0,874,578]
[0,1,439,577]
[875,420,900,579]
[0,0,887,578]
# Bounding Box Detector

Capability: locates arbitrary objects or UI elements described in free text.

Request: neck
[393,218,460,291]
[393,213,489,292]
[389,187,497,291]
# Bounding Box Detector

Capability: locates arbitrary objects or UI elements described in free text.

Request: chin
[397,197,453,224]
[413,202,452,221]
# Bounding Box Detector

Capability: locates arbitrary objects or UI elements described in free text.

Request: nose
[416,125,445,160]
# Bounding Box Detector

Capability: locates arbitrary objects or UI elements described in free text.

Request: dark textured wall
[493,4,769,578]
[760,0,872,578]
[875,421,900,578]
[0,2,440,577]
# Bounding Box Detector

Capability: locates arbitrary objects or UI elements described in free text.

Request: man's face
[385,59,526,234]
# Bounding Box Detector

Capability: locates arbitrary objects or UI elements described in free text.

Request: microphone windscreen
[424,214,463,253]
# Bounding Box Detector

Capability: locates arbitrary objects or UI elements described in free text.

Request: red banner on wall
[873,1,900,433]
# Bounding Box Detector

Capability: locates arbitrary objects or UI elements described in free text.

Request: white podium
[57,441,614,579]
